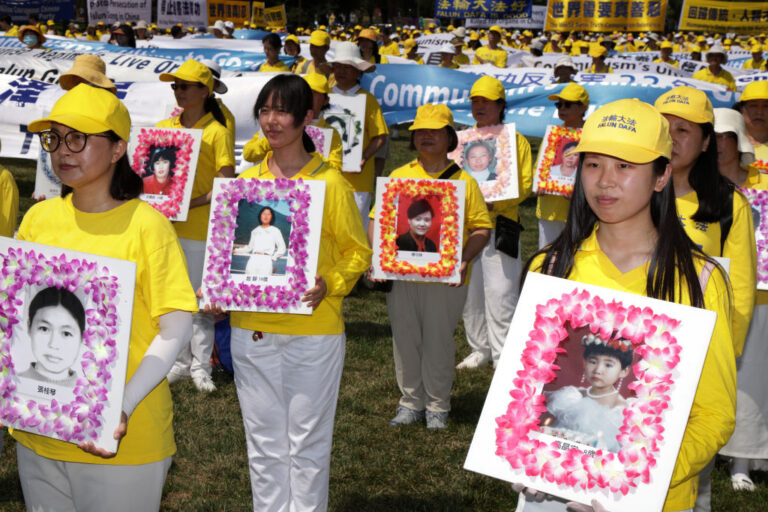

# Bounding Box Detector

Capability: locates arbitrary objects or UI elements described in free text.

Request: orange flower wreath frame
[378,179,461,279]
[534,126,582,198]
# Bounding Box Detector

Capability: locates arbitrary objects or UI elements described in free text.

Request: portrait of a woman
[142,146,177,196]
[233,205,287,276]
[396,198,438,253]
[463,140,496,182]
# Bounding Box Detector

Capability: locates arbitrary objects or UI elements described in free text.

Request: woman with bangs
[208,74,370,511]
[157,59,235,393]
[516,99,736,512]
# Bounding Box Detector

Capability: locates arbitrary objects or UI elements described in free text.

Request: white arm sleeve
[121,310,193,418]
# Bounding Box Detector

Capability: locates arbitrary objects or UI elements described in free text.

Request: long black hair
[253,74,316,153]
[61,130,143,200]
[204,95,228,129]
[687,122,734,223]
[28,286,85,335]
[522,155,715,309]
[146,146,177,177]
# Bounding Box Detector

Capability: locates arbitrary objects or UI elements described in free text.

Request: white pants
[16,443,171,512]
[538,219,566,249]
[353,191,371,233]
[170,238,215,379]
[462,232,522,365]
[231,327,346,512]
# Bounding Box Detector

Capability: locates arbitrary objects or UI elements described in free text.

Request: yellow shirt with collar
[740,165,768,305]
[753,141,768,161]
[290,55,307,73]
[230,153,371,335]
[259,60,290,72]
[12,196,198,465]
[530,226,736,512]
[0,166,18,237]
[473,45,507,68]
[242,118,343,171]
[156,112,235,241]
[653,57,679,67]
[691,67,737,92]
[380,41,400,56]
[588,64,613,73]
[676,189,756,357]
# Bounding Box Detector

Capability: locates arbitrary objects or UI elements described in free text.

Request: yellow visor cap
[470,75,505,101]
[570,99,672,164]
[739,80,768,103]
[159,59,214,93]
[654,85,714,124]
[409,103,454,130]
[28,83,131,141]
[548,83,589,106]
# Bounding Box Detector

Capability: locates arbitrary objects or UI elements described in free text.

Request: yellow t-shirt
[290,55,307,73]
[12,196,198,465]
[691,67,737,92]
[588,64,613,73]
[453,52,470,65]
[258,60,290,72]
[230,153,371,335]
[753,140,768,161]
[473,46,507,68]
[379,41,400,56]
[676,190,756,356]
[741,166,768,305]
[242,118,343,171]
[489,132,533,227]
[742,58,766,70]
[156,113,235,241]
[0,166,19,237]
[5,25,19,37]
[335,88,389,194]
[217,98,236,141]
[529,226,735,512]
[653,57,679,67]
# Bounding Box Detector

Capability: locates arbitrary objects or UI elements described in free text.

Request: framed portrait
[739,187,768,290]
[371,177,466,284]
[305,125,333,160]
[0,238,136,453]
[464,273,717,512]
[532,125,582,198]
[128,127,203,222]
[201,177,325,314]
[324,93,366,173]
[449,123,519,202]
[33,147,62,200]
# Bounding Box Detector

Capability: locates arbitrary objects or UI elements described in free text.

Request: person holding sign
[518,98,735,512]
[11,84,198,512]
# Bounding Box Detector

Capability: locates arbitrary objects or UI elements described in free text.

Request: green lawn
[1,138,767,511]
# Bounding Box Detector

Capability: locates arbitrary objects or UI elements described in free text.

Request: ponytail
[302,131,316,153]
[204,95,228,128]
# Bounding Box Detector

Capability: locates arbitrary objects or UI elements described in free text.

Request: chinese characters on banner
[251,1,265,26]
[157,0,207,28]
[264,5,287,28]
[545,0,666,32]
[678,0,768,34]
[207,0,251,26]
[435,0,533,21]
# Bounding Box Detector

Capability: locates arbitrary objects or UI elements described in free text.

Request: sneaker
[731,473,756,492]
[166,370,189,384]
[192,373,217,393]
[456,351,490,370]
[388,405,425,426]
[426,411,448,430]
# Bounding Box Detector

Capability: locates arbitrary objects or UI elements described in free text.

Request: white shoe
[456,351,490,370]
[731,473,756,491]
[166,371,189,384]
[192,373,217,393]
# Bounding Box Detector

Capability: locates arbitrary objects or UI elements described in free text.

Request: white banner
[156,0,207,29]
[87,0,152,25]
[464,5,546,29]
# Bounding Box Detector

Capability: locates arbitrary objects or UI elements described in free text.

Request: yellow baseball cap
[589,46,607,58]
[548,83,589,106]
[159,59,214,93]
[309,29,330,46]
[570,99,672,163]
[660,41,673,49]
[285,34,299,45]
[489,25,502,34]
[404,38,417,50]
[739,81,768,102]
[409,103,454,130]
[357,28,377,41]
[654,86,714,124]
[469,31,479,41]
[470,76,505,101]
[303,73,330,94]
[28,83,131,141]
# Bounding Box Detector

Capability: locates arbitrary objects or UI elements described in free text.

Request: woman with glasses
[11,84,197,512]
[157,59,235,393]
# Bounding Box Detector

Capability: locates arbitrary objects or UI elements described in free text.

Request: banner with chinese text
[678,0,768,34]
[264,5,286,28]
[435,0,532,21]
[207,0,251,26]
[545,0,666,32]
[157,0,207,28]
[251,1,265,26]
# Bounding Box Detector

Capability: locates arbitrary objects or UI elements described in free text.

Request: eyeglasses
[170,83,205,91]
[39,130,111,153]
[555,101,577,109]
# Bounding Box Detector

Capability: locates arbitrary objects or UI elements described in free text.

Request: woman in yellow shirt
[12,84,197,512]
[357,28,389,64]
[156,59,235,392]
[0,146,18,237]
[517,98,735,512]
[258,33,290,72]
[211,74,370,511]
[369,104,492,430]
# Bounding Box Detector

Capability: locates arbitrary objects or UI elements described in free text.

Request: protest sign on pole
[434,0,532,22]
[88,0,152,25]
[678,0,768,34]
[465,5,546,29]
[545,0,666,32]
[264,5,287,28]
[0,0,74,23]
[207,0,251,26]
[251,1,265,26]
[156,0,207,28]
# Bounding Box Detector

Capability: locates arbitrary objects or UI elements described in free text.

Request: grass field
[1,137,767,511]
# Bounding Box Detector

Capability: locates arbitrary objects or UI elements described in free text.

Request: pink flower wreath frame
[0,247,124,446]
[131,128,198,221]
[494,287,683,496]
[739,187,768,290]
[202,178,322,313]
